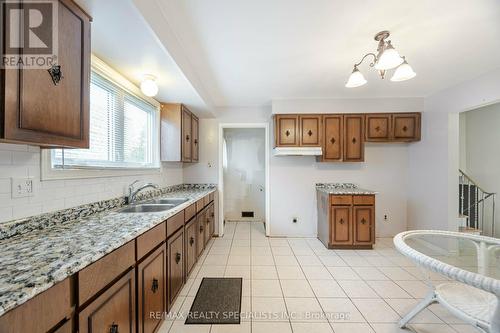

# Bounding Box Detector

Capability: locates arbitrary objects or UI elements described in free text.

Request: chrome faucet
[127,180,159,204]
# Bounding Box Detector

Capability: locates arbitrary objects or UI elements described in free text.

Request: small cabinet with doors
[365,113,420,142]
[275,114,322,147]
[160,103,199,163]
[317,193,375,249]
[0,0,91,148]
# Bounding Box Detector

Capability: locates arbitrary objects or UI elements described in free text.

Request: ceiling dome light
[391,58,416,82]
[374,41,403,70]
[140,74,159,97]
[345,66,367,88]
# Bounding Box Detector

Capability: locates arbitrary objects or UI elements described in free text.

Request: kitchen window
[42,56,160,179]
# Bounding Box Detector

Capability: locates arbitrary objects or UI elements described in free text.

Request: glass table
[394,230,500,333]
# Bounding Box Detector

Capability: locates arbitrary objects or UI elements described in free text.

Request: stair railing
[459,169,496,237]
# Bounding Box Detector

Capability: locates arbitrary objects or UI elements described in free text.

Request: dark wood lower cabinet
[79,269,136,333]
[208,204,215,238]
[196,209,206,257]
[167,228,184,309]
[330,206,352,246]
[138,245,167,333]
[353,206,374,246]
[185,218,198,276]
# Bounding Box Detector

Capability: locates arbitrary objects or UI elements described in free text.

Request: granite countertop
[316,183,378,195]
[0,186,215,317]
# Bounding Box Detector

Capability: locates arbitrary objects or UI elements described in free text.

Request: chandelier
[345,30,416,88]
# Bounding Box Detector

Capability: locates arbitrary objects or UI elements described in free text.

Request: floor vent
[242,211,254,218]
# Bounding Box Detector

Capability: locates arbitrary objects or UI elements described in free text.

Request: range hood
[273,147,323,156]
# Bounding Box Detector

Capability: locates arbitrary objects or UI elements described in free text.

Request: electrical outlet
[11,178,34,198]
[292,217,298,223]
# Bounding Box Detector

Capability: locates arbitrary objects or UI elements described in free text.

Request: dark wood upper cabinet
[0,0,91,148]
[322,115,343,161]
[299,115,321,146]
[138,245,167,333]
[160,103,199,163]
[393,113,421,141]
[343,115,364,162]
[275,114,298,146]
[79,269,136,333]
[365,114,391,142]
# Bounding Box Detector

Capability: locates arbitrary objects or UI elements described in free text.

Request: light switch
[11,178,34,198]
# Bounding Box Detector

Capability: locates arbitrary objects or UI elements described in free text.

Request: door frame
[218,123,270,237]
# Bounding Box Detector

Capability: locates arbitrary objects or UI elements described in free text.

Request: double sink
[118,198,189,213]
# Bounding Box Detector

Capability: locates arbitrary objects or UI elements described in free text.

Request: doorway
[218,123,270,237]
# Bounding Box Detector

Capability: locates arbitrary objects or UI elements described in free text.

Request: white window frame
[41,55,161,180]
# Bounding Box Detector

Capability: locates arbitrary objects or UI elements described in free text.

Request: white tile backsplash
[0,143,184,224]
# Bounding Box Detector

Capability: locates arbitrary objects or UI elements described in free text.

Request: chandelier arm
[354,53,377,68]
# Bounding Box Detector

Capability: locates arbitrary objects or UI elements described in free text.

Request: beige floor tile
[395,280,431,298]
[252,279,283,297]
[291,322,334,333]
[280,279,315,297]
[210,322,251,333]
[252,265,278,279]
[202,254,228,266]
[292,247,315,255]
[330,323,375,333]
[224,266,251,279]
[309,279,346,298]
[196,265,226,278]
[269,239,290,247]
[285,297,326,322]
[449,324,482,333]
[342,256,372,267]
[276,265,306,279]
[272,246,294,255]
[351,298,400,323]
[296,255,323,266]
[370,323,410,333]
[378,267,417,280]
[384,298,443,324]
[337,280,379,298]
[251,255,275,266]
[302,265,333,280]
[319,255,347,266]
[227,255,251,266]
[366,280,412,298]
[327,266,361,280]
[409,324,458,333]
[252,321,292,333]
[252,297,289,321]
[353,267,389,280]
[318,297,366,323]
[168,321,211,333]
[274,255,299,266]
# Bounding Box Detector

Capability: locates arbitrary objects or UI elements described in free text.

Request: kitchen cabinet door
[1,0,91,148]
[343,115,364,162]
[208,203,215,237]
[191,114,199,162]
[393,113,421,141]
[196,210,206,257]
[299,115,321,146]
[275,115,298,146]
[138,245,166,333]
[181,106,192,162]
[353,206,374,246]
[79,270,135,333]
[185,218,198,277]
[167,228,184,308]
[330,206,352,246]
[322,115,343,161]
[204,208,211,246]
[365,114,391,142]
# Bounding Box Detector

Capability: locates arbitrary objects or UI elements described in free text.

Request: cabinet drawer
[0,278,71,333]
[330,195,352,205]
[166,211,184,238]
[353,195,375,206]
[137,222,166,260]
[196,198,205,212]
[203,194,210,207]
[79,269,135,333]
[78,241,135,306]
[209,192,214,202]
[185,203,196,222]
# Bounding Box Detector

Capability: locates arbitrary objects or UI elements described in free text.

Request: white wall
[223,128,266,220]
[0,143,183,223]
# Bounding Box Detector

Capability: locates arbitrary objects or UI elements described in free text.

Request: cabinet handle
[190,237,195,246]
[186,134,190,142]
[200,225,204,232]
[330,137,335,144]
[194,139,198,145]
[175,252,181,264]
[352,137,357,144]
[48,64,63,85]
[307,130,313,136]
[151,278,159,293]
[375,126,381,132]
[211,212,215,218]
[402,126,408,132]
[109,323,119,333]
[285,130,291,137]
[361,218,366,225]
[339,218,344,224]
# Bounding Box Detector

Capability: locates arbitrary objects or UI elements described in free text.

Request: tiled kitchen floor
[159,222,479,333]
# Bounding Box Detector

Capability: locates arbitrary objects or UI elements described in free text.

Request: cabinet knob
[339,218,344,224]
[48,64,63,85]
[285,130,291,137]
[211,212,215,218]
[402,126,408,132]
[151,278,159,293]
[190,237,195,246]
[307,130,313,136]
[194,139,198,145]
[175,252,181,264]
[352,137,357,144]
[330,137,335,144]
[109,323,119,333]
[361,218,366,224]
[186,134,190,141]
[375,126,381,132]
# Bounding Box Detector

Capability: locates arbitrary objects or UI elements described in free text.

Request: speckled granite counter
[316,183,377,195]
[0,185,216,317]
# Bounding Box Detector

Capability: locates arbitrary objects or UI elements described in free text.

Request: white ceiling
[74,0,213,117]
[136,0,500,107]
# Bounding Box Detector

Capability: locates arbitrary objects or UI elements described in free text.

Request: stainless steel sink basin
[118,204,175,213]
[146,198,189,205]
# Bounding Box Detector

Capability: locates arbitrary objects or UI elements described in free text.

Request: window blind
[52,71,159,169]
